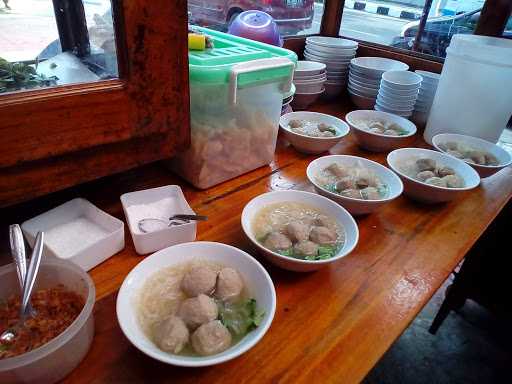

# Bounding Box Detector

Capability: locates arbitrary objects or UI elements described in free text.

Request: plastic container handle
[229,57,294,105]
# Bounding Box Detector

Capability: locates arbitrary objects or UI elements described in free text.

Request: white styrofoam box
[120,185,197,255]
[21,198,125,271]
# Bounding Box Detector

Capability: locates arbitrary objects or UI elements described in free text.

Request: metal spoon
[9,224,35,317]
[138,214,208,233]
[0,231,44,345]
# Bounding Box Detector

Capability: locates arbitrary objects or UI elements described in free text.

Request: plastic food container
[169,27,296,189]
[0,258,95,384]
[424,35,512,144]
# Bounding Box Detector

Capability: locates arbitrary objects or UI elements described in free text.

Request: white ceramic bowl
[432,133,512,178]
[387,148,481,203]
[381,71,422,90]
[346,110,417,152]
[379,83,419,97]
[323,82,345,98]
[306,36,358,49]
[349,75,379,89]
[241,190,359,272]
[304,50,353,63]
[116,241,276,367]
[415,70,440,82]
[374,104,413,117]
[348,81,379,97]
[294,72,327,81]
[307,155,404,215]
[305,46,356,59]
[349,91,376,109]
[295,61,327,76]
[291,88,324,110]
[294,80,326,94]
[279,111,350,154]
[377,94,416,108]
[376,99,415,112]
[349,66,383,80]
[350,57,409,77]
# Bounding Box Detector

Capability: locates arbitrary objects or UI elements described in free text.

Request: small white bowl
[377,94,416,108]
[381,71,422,90]
[387,148,481,203]
[306,36,358,50]
[116,241,276,367]
[349,91,376,109]
[305,46,356,59]
[294,81,325,94]
[350,57,409,77]
[307,155,404,215]
[348,82,379,97]
[379,83,419,97]
[291,88,325,110]
[374,104,413,117]
[120,185,196,255]
[376,100,415,112]
[241,190,359,272]
[294,72,326,81]
[295,61,326,76]
[349,76,379,89]
[304,50,352,63]
[345,110,417,152]
[349,66,383,80]
[279,111,350,154]
[432,133,512,178]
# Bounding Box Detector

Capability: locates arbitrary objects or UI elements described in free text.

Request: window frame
[0,0,190,207]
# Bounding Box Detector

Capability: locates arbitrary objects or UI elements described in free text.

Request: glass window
[339,0,486,58]
[0,0,118,94]
[188,0,322,38]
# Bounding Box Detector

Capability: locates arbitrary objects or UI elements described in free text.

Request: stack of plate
[304,36,358,98]
[412,70,441,125]
[291,61,326,110]
[375,70,422,118]
[281,84,295,115]
[348,57,409,109]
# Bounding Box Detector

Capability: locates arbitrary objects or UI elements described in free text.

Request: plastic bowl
[432,133,512,178]
[0,259,95,384]
[350,57,409,77]
[307,155,404,215]
[387,148,480,203]
[241,190,359,272]
[228,10,282,46]
[116,241,276,367]
[295,61,326,76]
[279,111,350,154]
[349,91,376,109]
[381,71,422,90]
[346,110,417,152]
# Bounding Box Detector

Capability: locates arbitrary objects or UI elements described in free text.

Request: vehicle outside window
[188,0,321,36]
[339,0,511,59]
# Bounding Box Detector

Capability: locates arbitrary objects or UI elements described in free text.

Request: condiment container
[169,27,296,189]
[424,35,512,144]
[120,185,196,255]
[21,198,125,271]
[0,258,95,384]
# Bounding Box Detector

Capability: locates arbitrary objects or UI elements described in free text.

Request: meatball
[443,174,463,188]
[313,216,337,232]
[153,315,189,354]
[293,240,319,257]
[215,268,244,303]
[383,129,399,136]
[178,294,218,330]
[288,119,303,129]
[485,153,499,166]
[447,149,464,159]
[325,163,349,178]
[416,170,436,182]
[335,176,357,191]
[360,187,381,200]
[263,232,292,251]
[181,266,218,297]
[318,123,334,132]
[425,177,447,188]
[340,188,362,199]
[370,127,384,134]
[286,221,310,242]
[369,121,385,131]
[191,320,232,356]
[309,226,337,245]
[416,158,436,172]
[468,150,486,165]
[436,166,455,178]
[355,177,370,189]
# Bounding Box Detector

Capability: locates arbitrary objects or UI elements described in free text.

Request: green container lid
[189,26,297,88]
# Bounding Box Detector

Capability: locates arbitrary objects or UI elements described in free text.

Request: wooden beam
[320,0,345,37]
[475,0,512,37]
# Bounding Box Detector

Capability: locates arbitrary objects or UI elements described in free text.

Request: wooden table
[1,101,511,383]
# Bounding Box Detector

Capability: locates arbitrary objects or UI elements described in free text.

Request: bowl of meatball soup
[116,241,276,366]
[241,190,359,272]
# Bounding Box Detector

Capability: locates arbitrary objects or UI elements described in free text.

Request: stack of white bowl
[291,61,327,110]
[374,70,422,119]
[412,70,441,125]
[304,36,358,98]
[348,57,409,109]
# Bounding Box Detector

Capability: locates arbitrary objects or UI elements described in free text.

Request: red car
[188,0,315,35]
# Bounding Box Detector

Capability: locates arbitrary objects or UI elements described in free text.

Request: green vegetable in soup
[304,244,340,261]
[218,299,265,337]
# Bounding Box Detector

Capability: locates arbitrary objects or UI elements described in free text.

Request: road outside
[0,0,411,62]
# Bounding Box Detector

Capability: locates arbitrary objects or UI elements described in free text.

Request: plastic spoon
[138,214,208,233]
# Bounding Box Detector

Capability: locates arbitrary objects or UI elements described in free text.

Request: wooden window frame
[0,0,190,208]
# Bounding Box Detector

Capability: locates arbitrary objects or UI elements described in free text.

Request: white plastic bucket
[424,35,512,144]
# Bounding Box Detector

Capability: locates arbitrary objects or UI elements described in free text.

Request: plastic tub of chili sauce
[0,258,95,384]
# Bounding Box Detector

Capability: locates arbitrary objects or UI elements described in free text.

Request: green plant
[0,57,58,93]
